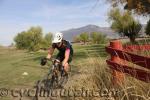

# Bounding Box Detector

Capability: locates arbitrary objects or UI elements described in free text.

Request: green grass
[0,44,108,100]
[0,43,149,100]
[0,48,46,88]
[0,44,108,88]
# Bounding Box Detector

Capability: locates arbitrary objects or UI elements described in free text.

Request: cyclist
[41,32,73,76]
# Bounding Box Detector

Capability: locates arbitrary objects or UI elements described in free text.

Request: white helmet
[52,32,63,43]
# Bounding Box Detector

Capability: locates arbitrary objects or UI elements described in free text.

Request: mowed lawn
[0,44,107,89]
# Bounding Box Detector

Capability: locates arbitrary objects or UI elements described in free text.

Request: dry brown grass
[92,57,150,100]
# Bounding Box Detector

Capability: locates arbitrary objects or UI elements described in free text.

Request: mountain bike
[33,58,69,100]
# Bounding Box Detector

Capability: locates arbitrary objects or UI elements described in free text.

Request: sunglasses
[56,42,61,46]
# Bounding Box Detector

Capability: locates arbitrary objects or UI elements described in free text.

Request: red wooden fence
[124,44,150,52]
[106,40,150,84]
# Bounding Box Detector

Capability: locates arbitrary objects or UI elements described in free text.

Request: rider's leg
[63,54,72,75]
[64,63,69,71]
[63,62,69,76]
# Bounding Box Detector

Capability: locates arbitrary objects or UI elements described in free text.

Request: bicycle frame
[48,59,64,87]
[33,59,67,100]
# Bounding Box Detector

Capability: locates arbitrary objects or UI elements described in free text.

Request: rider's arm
[62,48,70,66]
[46,44,55,59]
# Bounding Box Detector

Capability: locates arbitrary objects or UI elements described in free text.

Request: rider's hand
[41,57,47,66]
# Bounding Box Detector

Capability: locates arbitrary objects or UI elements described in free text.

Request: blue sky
[0,0,149,46]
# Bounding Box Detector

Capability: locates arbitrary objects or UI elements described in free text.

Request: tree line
[14,27,108,51]
[73,32,107,44]
[14,26,52,51]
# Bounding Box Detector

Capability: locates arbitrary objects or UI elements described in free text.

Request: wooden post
[110,40,125,85]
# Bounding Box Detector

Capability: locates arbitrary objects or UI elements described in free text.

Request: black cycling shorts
[56,52,73,63]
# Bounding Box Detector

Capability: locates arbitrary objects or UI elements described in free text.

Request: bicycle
[33,58,69,100]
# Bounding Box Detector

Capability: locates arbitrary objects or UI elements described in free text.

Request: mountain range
[61,25,119,42]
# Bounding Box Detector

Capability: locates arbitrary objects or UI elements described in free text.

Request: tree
[90,32,107,44]
[14,26,43,51]
[145,19,150,36]
[108,8,142,43]
[107,0,150,15]
[79,32,89,44]
[14,31,29,49]
[28,27,43,51]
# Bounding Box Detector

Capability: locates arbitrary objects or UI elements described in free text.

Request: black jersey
[52,40,73,55]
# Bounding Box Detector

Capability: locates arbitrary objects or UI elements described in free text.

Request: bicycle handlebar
[41,57,61,66]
